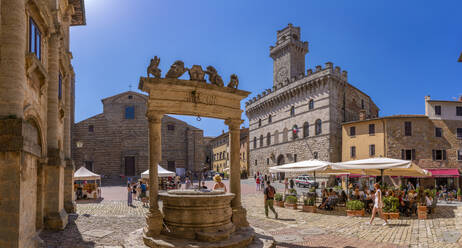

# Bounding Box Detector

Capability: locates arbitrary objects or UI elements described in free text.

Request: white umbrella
[141,165,176,178]
[333,157,431,177]
[269,159,347,174]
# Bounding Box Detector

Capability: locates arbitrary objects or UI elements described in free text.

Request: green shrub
[285,195,298,204]
[274,193,283,201]
[383,196,399,212]
[333,185,342,191]
[288,188,297,195]
[309,187,316,192]
[346,200,364,210]
[458,188,461,197]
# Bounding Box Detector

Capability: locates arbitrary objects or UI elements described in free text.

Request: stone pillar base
[143,209,163,238]
[44,209,68,230]
[64,201,76,214]
[231,206,249,229]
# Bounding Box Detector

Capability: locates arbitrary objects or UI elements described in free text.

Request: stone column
[63,73,76,213]
[0,0,26,117]
[225,119,249,228]
[144,112,164,238]
[44,33,68,230]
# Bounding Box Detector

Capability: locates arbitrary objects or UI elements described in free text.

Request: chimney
[222,130,224,134]
[359,110,367,121]
[458,95,462,102]
[425,95,430,101]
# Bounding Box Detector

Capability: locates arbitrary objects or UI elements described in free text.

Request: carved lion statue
[205,66,224,87]
[165,60,188,79]
[147,56,161,78]
[227,74,239,89]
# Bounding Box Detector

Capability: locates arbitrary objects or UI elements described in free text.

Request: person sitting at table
[425,192,433,214]
[351,188,362,200]
[325,191,338,210]
[398,191,409,217]
[339,190,348,205]
[318,189,328,209]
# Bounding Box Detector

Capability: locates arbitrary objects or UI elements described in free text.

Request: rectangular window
[404,122,412,136]
[457,106,462,116]
[458,150,462,161]
[361,99,365,110]
[29,18,41,60]
[255,160,257,166]
[457,128,462,139]
[435,128,442,137]
[266,158,269,165]
[432,149,446,161]
[401,149,416,160]
[369,144,375,156]
[167,124,175,131]
[350,126,356,136]
[84,161,93,172]
[88,125,94,132]
[434,105,441,116]
[167,161,175,172]
[58,73,62,100]
[125,106,135,119]
[294,154,297,162]
[350,146,356,158]
[369,124,375,135]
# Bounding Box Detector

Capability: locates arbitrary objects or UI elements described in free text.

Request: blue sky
[71,0,461,137]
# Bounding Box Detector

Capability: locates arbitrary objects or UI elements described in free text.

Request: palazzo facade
[245,24,379,176]
[0,0,85,247]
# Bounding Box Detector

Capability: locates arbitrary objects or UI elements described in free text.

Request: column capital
[225,119,243,130]
[147,111,164,123]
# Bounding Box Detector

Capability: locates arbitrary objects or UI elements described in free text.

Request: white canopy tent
[269,159,348,174]
[332,157,431,177]
[74,166,101,180]
[141,165,176,179]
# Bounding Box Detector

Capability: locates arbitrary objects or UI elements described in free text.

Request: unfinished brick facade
[72,91,207,180]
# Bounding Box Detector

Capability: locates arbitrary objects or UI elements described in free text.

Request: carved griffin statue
[165,60,188,79]
[188,65,206,81]
[147,56,161,78]
[227,74,239,89]
[205,66,224,87]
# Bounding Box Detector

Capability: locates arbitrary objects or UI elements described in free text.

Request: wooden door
[125,156,135,176]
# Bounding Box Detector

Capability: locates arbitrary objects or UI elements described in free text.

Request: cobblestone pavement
[40,180,462,247]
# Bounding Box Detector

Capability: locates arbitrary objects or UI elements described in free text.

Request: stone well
[159,190,235,242]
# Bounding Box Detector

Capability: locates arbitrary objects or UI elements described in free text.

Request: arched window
[268,115,272,124]
[253,137,257,149]
[260,135,264,147]
[313,152,318,159]
[258,119,262,127]
[309,99,314,110]
[303,122,309,138]
[274,130,279,144]
[292,125,298,140]
[266,133,271,146]
[315,119,322,135]
[290,106,295,117]
[283,128,288,142]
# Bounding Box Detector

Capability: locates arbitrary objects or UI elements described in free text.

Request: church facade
[72,91,206,181]
[245,24,379,176]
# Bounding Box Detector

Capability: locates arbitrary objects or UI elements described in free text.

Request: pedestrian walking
[284,178,289,194]
[256,175,261,191]
[140,181,148,207]
[368,183,388,225]
[132,182,137,201]
[127,183,133,206]
[264,180,278,219]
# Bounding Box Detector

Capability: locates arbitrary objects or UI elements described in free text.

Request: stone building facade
[245,24,379,176]
[210,128,249,174]
[0,0,85,247]
[72,91,207,180]
[342,96,462,187]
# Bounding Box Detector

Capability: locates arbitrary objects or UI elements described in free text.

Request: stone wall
[72,91,207,180]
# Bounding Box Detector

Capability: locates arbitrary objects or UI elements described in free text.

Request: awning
[427,169,459,178]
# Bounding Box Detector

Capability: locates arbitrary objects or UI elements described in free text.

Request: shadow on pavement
[76,198,104,204]
[275,242,330,248]
[39,215,96,248]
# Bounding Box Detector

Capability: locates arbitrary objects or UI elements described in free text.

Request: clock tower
[270,24,308,87]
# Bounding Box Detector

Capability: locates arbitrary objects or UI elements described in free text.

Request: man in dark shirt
[264,180,278,219]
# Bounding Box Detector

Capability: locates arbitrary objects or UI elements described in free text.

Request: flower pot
[458,196,461,201]
[418,209,427,219]
[418,206,427,212]
[275,200,285,207]
[302,205,316,213]
[346,209,365,217]
[383,212,399,220]
[284,202,298,209]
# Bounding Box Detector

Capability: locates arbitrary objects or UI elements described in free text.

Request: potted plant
[284,195,298,209]
[383,196,399,220]
[303,194,317,213]
[274,193,284,207]
[346,200,365,217]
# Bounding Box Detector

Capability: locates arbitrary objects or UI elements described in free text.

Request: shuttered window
[432,149,446,161]
[404,122,412,136]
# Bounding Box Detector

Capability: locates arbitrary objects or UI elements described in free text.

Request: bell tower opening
[270,23,309,87]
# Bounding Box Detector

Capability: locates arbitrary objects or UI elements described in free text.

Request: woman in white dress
[369,183,388,225]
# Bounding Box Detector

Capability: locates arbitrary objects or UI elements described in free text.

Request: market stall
[74,166,101,199]
[141,165,176,190]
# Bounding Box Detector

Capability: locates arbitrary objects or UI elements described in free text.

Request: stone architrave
[138,76,250,246]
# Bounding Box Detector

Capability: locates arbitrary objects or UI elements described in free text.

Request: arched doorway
[277,154,285,180]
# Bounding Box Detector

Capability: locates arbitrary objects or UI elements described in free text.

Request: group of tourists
[127,180,148,207]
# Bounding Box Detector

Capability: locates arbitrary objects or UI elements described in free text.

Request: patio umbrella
[332,158,431,186]
[269,159,346,174]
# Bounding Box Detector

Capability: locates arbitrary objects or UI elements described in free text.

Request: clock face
[277,67,288,83]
